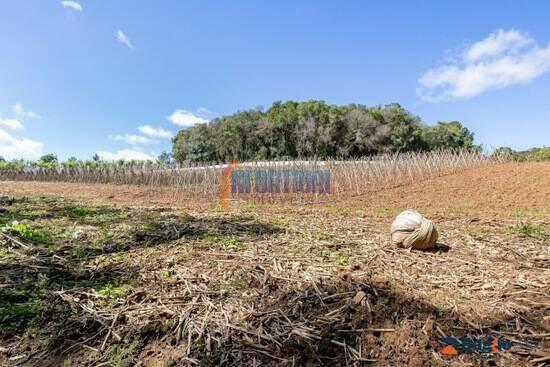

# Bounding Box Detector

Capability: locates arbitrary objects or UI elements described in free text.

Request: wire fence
[0,149,508,204]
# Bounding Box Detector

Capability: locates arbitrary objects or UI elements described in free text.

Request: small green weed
[207,203,224,212]
[203,231,221,245]
[62,206,127,225]
[511,223,546,238]
[1,221,51,243]
[269,217,290,226]
[436,308,447,318]
[203,232,244,250]
[221,236,244,250]
[321,250,349,266]
[62,206,95,218]
[312,230,329,240]
[97,283,128,299]
[326,205,352,215]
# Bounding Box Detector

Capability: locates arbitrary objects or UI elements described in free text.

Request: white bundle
[390,209,438,250]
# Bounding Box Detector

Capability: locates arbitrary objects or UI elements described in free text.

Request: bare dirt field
[0,162,548,366]
[1,162,548,216]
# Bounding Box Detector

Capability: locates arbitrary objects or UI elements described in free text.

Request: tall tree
[171,100,476,162]
[422,121,475,149]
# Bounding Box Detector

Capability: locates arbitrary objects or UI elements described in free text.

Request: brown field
[0,162,548,366]
[1,162,548,216]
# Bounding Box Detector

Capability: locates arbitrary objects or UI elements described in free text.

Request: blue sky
[1,1,549,161]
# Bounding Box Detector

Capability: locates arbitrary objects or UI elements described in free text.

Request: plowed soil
[0,162,548,366]
[1,163,548,217]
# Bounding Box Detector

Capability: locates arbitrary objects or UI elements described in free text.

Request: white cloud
[138,125,173,139]
[0,128,43,160]
[110,134,155,145]
[116,30,134,49]
[418,29,550,101]
[61,1,82,12]
[0,118,24,130]
[13,103,41,119]
[168,109,209,127]
[96,149,157,161]
[465,30,535,62]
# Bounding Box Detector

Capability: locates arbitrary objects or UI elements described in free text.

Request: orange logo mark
[220,161,238,208]
[490,338,498,354]
[441,345,458,356]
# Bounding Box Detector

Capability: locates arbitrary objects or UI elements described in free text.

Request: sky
[1,0,549,161]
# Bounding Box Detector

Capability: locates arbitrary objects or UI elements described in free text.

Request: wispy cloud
[61,1,82,12]
[0,128,43,160]
[13,103,41,119]
[96,149,157,161]
[418,29,550,101]
[168,109,210,127]
[110,134,155,145]
[116,30,134,49]
[0,118,24,130]
[138,125,173,139]
[196,107,217,118]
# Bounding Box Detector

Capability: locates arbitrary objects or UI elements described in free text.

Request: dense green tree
[267,101,299,158]
[157,151,173,164]
[172,123,218,162]
[39,154,58,163]
[492,146,514,157]
[62,156,81,168]
[339,105,388,156]
[422,121,475,149]
[370,103,425,152]
[171,100,477,162]
[36,154,59,168]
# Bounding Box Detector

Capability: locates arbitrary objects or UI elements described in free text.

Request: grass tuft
[510,223,546,238]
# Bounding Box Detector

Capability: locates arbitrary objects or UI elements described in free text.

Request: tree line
[0,100,480,168]
[172,101,476,162]
[0,153,173,170]
[493,146,550,161]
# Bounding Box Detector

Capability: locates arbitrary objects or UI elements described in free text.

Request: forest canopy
[172,101,476,162]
